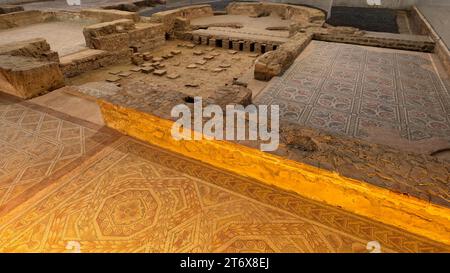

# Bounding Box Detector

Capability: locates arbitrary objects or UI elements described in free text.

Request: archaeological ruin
[0,0,449,254]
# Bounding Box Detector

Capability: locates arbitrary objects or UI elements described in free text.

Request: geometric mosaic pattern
[254,41,450,148]
[0,136,447,253]
[0,94,115,206]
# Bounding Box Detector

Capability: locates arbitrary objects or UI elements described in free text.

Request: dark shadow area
[326,6,399,33]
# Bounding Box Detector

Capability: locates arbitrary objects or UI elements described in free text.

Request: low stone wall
[226,2,326,24]
[150,4,214,34]
[83,19,165,53]
[128,23,165,52]
[80,9,140,23]
[0,38,59,62]
[0,10,53,30]
[184,30,285,55]
[314,31,435,52]
[0,9,119,30]
[0,5,24,14]
[0,55,64,99]
[0,38,64,98]
[254,33,312,81]
[83,19,136,49]
[60,49,129,78]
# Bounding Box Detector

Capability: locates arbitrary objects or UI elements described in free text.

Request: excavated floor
[0,21,90,57]
[67,40,266,98]
[0,94,448,253]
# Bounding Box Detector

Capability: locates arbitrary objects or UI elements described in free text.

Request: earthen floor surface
[0,93,448,252]
[0,21,89,57]
[67,40,262,98]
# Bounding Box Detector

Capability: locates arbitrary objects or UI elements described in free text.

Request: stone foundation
[0,55,64,99]
[254,33,313,81]
[80,9,140,23]
[187,32,284,55]
[83,19,164,53]
[0,10,53,30]
[0,38,64,98]
[314,30,435,52]
[226,2,326,24]
[0,38,59,62]
[60,49,130,78]
[149,5,214,35]
[0,5,24,14]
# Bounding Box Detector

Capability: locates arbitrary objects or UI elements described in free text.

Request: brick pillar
[254,43,262,53]
[200,36,208,45]
[243,41,251,52]
[208,38,216,47]
[232,40,240,51]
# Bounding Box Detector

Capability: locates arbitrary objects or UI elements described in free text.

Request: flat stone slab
[106,76,121,82]
[166,73,180,79]
[141,67,154,74]
[153,69,167,76]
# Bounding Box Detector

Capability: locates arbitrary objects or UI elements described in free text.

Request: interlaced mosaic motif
[0,96,113,206]
[254,41,450,145]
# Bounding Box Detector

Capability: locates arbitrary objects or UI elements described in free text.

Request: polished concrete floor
[255,41,450,154]
[0,94,447,253]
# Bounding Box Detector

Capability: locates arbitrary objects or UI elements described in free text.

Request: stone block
[0,38,59,62]
[91,33,130,51]
[0,55,64,99]
[83,19,135,48]
[81,9,140,23]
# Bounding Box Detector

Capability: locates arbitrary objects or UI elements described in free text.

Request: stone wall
[83,19,165,54]
[0,5,23,14]
[226,2,326,24]
[254,33,312,81]
[60,49,129,78]
[0,38,64,99]
[128,23,165,52]
[0,9,119,30]
[0,55,64,99]
[314,30,435,52]
[0,38,59,62]
[80,9,140,23]
[0,10,53,30]
[83,19,136,49]
[150,4,214,34]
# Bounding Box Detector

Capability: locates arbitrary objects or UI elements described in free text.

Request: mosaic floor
[0,95,449,252]
[0,95,448,253]
[0,94,115,207]
[254,41,450,151]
